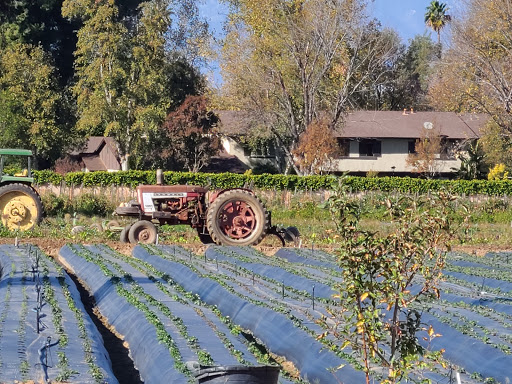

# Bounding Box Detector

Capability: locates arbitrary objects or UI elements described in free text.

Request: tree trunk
[121,154,130,171]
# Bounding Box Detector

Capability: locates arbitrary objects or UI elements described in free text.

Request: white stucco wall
[334,138,462,174]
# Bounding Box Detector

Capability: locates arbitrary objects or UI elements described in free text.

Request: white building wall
[335,138,462,174]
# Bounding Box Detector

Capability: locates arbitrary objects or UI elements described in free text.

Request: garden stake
[36,305,40,334]
[35,285,41,333]
[480,277,485,293]
[312,285,315,311]
[216,257,218,270]
[252,271,255,285]
[31,264,37,282]
[204,252,207,263]
[282,280,285,299]
[39,285,43,308]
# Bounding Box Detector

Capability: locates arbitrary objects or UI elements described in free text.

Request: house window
[408,140,416,154]
[359,140,381,157]
[337,139,350,157]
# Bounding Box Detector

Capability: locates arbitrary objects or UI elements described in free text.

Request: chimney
[410,107,414,114]
[402,108,408,115]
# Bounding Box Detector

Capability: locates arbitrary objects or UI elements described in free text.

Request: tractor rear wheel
[206,189,269,246]
[128,220,158,244]
[0,183,43,231]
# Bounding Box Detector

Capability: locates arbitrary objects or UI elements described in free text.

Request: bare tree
[406,127,444,178]
[221,0,401,175]
[429,0,512,133]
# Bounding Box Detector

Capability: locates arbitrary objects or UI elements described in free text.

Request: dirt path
[0,236,509,260]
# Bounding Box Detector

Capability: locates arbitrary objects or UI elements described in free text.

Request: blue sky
[198,0,445,42]
[370,0,445,42]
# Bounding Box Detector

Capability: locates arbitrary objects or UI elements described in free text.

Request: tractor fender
[208,188,255,204]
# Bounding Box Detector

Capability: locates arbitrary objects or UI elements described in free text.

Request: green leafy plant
[32,169,512,196]
[320,180,469,383]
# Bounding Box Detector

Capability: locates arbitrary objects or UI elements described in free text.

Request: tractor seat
[14,169,28,177]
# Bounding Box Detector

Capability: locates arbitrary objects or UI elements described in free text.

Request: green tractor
[0,149,43,231]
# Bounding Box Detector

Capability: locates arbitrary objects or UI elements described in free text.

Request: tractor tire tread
[0,183,43,231]
[206,189,269,246]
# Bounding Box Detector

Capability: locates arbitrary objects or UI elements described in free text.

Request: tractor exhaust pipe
[156,169,164,185]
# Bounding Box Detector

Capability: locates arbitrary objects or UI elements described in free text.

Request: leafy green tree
[63,0,205,170]
[0,0,78,84]
[0,44,73,167]
[352,33,439,111]
[424,1,451,45]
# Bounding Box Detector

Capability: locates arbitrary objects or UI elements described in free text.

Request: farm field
[0,244,118,383]
[1,241,512,383]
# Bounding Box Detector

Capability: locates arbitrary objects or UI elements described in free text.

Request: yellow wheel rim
[0,191,39,231]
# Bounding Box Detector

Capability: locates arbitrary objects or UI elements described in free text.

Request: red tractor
[114,175,292,246]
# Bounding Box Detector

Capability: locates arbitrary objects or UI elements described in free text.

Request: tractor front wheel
[128,220,158,244]
[0,183,43,231]
[120,224,132,243]
[206,189,269,246]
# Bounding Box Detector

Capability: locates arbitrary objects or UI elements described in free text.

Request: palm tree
[424,1,451,45]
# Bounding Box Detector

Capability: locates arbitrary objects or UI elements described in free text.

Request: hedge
[31,170,512,196]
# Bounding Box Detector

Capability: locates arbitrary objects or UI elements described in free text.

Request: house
[216,111,283,173]
[71,136,121,172]
[334,110,487,176]
[217,110,489,176]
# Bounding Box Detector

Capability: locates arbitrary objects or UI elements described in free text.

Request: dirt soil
[0,236,509,260]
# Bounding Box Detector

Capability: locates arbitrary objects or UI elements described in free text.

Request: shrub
[32,170,512,196]
[488,163,509,180]
[41,193,69,217]
[72,193,115,217]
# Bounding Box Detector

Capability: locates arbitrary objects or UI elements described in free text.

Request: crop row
[58,244,297,384]
[0,245,117,383]
[138,245,512,384]
[4,243,510,383]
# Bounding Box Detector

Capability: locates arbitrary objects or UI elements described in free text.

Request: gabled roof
[78,136,119,156]
[338,111,487,140]
[216,110,253,135]
[216,110,489,140]
[70,136,121,171]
